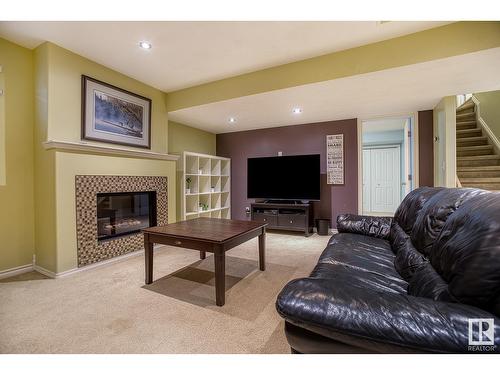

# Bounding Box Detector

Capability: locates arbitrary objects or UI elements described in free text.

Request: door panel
[370,147,401,213]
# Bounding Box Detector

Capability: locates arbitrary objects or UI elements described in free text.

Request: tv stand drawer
[253,213,278,226]
[278,214,306,229]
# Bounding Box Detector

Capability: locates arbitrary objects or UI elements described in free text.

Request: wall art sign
[82,75,151,149]
[326,134,344,185]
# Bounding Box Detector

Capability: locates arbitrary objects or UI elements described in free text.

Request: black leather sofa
[276,187,500,353]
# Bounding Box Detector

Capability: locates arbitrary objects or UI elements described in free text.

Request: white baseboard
[32,244,165,279]
[0,264,34,280]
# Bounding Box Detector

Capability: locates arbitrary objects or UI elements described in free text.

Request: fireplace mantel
[43,140,179,161]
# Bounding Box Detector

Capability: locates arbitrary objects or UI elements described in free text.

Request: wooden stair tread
[456,112,475,118]
[460,177,500,184]
[458,166,500,171]
[456,128,481,134]
[457,155,500,160]
[456,145,492,150]
[456,120,477,125]
[457,100,475,111]
[457,136,488,142]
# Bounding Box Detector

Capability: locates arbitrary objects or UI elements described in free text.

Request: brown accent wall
[216,119,358,227]
[418,110,434,187]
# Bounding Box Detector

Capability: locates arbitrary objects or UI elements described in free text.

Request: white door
[365,147,401,213]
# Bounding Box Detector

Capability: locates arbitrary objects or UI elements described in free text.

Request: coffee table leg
[200,251,206,260]
[144,234,154,284]
[259,228,266,271]
[214,250,225,306]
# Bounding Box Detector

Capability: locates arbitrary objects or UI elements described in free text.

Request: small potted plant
[186,177,192,194]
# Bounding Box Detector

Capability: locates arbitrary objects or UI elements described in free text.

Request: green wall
[168,120,216,220]
[0,40,216,274]
[168,120,216,155]
[33,43,177,273]
[474,90,500,143]
[0,38,36,272]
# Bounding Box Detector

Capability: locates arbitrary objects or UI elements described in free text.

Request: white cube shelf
[181,151,231,221]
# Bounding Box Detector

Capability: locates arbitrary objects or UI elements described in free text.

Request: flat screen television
[247,154,320,201]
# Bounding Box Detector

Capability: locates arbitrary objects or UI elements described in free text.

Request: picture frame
[326,133,345,185]
[81,75,152,149]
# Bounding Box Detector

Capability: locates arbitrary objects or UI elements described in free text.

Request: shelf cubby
[221,176,230,192]
[211,159,221,176]
[211,193,221,209]
[185,195,199,215]
[185,175,199,194]
[186,155,199,175]
[199,157,211,175]
[199,175,211,194]
[211,176,221,193]
[221,159,230,176]
[221,192,230,208]
[199,194,211,212]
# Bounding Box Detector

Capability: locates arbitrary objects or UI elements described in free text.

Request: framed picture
[81,75,151,149]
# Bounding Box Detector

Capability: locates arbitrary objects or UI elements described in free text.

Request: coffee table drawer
[148,233,208,251]
[278,214,306,229]
[253,213,277,226]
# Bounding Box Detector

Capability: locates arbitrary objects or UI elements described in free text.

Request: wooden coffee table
[142,218,267,306]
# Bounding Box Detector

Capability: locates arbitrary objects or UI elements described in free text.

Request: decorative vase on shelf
[186,188,191,194]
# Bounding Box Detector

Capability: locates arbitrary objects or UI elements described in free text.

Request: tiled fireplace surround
[75,175,168,267]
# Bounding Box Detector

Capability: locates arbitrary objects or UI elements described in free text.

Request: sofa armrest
[276,278,500,353]
[337,214,392,240]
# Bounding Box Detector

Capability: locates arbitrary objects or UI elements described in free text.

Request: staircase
[456,99,500,191]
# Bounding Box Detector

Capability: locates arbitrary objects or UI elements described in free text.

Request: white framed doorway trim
[357,112,420,215]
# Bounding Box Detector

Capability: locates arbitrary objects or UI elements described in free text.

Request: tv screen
[247,154,320,201]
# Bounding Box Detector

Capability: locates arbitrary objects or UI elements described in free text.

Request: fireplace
[97,191,157,241]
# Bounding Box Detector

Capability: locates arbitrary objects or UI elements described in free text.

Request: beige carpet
[0,232,331,353]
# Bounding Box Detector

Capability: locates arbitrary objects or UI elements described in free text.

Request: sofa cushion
[390,223,427,280]
[407,262,454,301]
[393,187,444,234]
[430,192,500,315]
[321,233,399,278]
[410,188,488,257]
[310,263,408,295]
[312,233,408,294]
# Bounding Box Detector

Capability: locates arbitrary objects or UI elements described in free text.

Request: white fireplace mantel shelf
[43,140,180,161]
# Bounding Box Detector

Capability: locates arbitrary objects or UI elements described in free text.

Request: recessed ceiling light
[292,107,303,114]
[139,41,152,50]
[228,117,236,123]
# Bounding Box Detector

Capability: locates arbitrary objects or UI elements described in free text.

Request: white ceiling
[0,21,449,91]
[169,47,500,134]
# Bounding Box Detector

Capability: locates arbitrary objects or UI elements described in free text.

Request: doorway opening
[361,115,415,216]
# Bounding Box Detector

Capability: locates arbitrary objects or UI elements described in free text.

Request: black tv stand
[251,201,313,236]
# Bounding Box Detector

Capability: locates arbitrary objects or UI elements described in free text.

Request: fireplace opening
[97,191,156,241]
